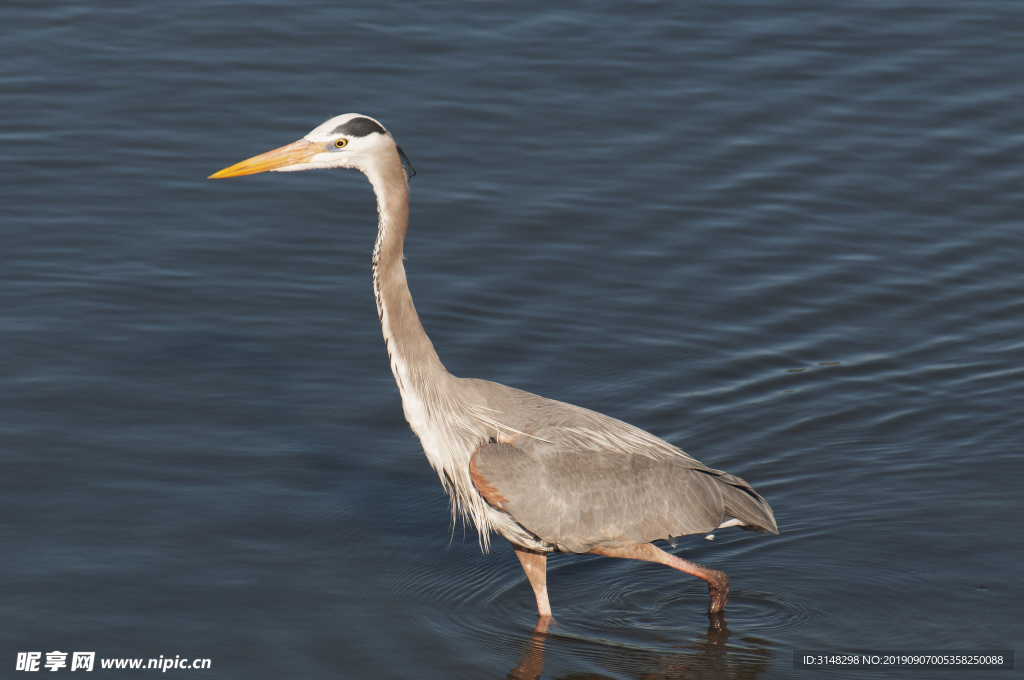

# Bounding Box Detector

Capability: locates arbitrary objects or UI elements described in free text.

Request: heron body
[211,114,778,619]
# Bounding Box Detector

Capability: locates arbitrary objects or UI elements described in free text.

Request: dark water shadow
[505,614,773,680]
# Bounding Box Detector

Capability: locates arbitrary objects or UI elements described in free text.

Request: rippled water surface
[3,1,1022,678]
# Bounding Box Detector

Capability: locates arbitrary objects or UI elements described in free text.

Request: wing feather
[471,442,775,553]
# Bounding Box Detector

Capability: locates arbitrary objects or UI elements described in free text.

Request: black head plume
[396,146,417,180]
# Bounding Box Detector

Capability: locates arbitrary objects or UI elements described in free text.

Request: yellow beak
[208,139,321,179]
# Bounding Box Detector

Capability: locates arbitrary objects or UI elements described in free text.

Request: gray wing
[471,442,777,554]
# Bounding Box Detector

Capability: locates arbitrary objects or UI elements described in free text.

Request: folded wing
[471,442,777,553]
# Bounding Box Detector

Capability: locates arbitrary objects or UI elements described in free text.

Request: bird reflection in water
[505,614,773,680]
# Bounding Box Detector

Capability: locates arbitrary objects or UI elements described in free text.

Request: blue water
[3,1,1022,678]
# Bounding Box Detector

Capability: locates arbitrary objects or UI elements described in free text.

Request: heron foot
[707,610,728,632]
[705,568,729,613]
[590,543,732,614]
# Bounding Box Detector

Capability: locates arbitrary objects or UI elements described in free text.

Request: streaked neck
[364,152,448,394]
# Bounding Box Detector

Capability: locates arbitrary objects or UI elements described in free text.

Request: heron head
[209,113,402,179]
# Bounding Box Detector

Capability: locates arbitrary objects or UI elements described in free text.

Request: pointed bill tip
[208,139,320,179]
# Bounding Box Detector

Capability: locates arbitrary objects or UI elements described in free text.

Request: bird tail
[713,471,779,534]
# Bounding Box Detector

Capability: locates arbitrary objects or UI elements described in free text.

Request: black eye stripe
[330,117,386,137]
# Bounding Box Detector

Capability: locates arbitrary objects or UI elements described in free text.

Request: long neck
[364,145,494,548]
[364,149,449,396]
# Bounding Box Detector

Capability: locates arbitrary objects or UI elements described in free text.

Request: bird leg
[513,546,552,619]
[590,543,730,613]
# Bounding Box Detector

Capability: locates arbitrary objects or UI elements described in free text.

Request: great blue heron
[210,114,778,619]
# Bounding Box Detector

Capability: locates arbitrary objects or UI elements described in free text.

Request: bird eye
[334,138,348,148]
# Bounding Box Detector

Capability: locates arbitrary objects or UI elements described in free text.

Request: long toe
[706,570,729,613]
